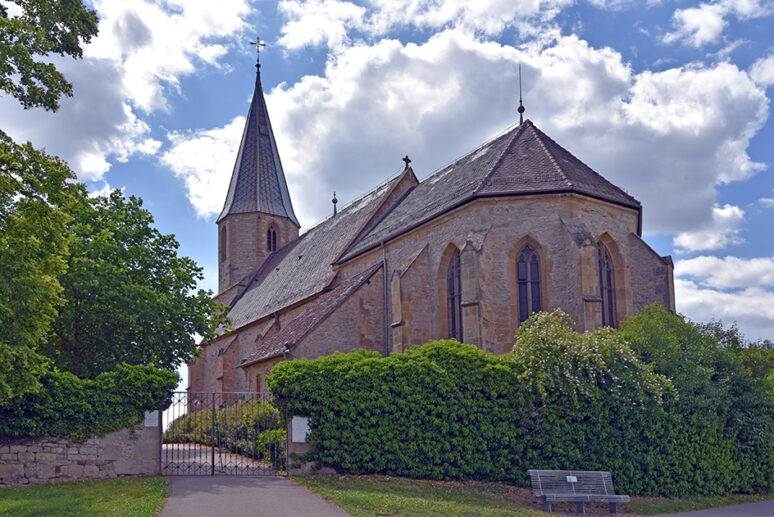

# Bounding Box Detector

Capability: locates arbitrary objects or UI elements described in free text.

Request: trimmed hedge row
[269,306,774,497]
[0,364,177,441]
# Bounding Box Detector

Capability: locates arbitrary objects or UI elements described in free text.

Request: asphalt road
[159,476,351,517]
[656,499,774,517]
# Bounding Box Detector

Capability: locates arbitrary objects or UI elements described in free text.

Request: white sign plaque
[144,410,159,427]
[291,416,310,443]
[566,475,577,483]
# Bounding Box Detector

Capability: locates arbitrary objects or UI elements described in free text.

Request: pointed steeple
[218,65,299,227]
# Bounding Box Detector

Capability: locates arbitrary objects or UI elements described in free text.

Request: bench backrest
[528,470,618,496]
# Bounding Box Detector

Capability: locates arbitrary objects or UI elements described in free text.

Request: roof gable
[340,120,639,262]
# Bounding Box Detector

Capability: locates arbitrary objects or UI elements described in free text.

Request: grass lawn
[0,476,168,517]
[295,475,773,517]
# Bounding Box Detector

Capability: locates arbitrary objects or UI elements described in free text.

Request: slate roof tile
[339,120,639,261]
[240,263,382,366]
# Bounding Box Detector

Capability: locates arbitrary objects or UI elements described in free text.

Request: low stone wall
[0,415,160,486]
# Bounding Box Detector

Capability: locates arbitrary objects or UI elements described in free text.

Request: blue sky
[2,0,773,341]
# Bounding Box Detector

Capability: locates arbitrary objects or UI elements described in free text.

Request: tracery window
[597,241,616,327]
[517,245,541,324]
[220,227,227,262]
[267,226,277,252]
[446,248,463,340]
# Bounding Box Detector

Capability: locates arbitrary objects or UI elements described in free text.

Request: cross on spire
[249,36,266,68]
[402,155,411,168]
[517,64,525,125]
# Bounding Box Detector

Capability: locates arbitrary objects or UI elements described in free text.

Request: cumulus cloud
[675,255,774,288]
[254,28,768,235]
[675,279,774,340]
[87,0,250,112]
[276,0,574,50]
[674,254,774,340]
[0,58,160,180]
[160,117,246,218]
[672,204,745,252]
[0,0,251,182]
[750,54,774,86]
[664,0,772,48]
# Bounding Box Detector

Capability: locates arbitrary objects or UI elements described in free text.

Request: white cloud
[243,29,769,236]
[760,197,774,207]
[160,117,246,218]
[664,0,772,48]
[87,0,251,112]
[675,279,774,340]
[672,204,745,251]
[276,0,575,50]
[278,0,366,50]
[675,255,774,288]
[0,58,160,180]
[0,0,251,183]
[750,54,774,86]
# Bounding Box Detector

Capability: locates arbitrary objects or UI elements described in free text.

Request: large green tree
[39,190,229,378]
[0,131,78,401]
[0,0,97,402]
[1,0,98,111]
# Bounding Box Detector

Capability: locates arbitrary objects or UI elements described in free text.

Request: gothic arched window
[597,241,616,327]
[220,227,227,262]
[446,248,463,340]
[267,226,277,252]
[517,245,541,324]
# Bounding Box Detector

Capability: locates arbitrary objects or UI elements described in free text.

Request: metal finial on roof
[402,155,411,168]
[249,36,266,69]
[518,64,525,125]
[332,192,338,216]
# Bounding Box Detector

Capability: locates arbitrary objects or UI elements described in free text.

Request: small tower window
[446,248,463,340]
[267,227,277,252]
[220,227,227,262]
[517,245,541,324]
[598,241,616,327]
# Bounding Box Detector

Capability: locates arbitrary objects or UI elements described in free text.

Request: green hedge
[164,400,286,470]
[0,364,177,441]
[268,307,774,497]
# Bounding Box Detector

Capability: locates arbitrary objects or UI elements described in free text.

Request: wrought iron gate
[162,391,286,476]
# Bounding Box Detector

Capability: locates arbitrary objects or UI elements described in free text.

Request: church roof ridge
[339,119,641,263]
[218,66,299,226]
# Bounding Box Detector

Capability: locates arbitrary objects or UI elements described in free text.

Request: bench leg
[543,497,551,513]
[577,501,585,514]
[609,502,618,514]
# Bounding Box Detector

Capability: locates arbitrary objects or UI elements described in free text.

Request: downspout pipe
[381,241,390,356]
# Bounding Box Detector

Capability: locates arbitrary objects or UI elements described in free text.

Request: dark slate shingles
[218,71,299,226]
[226,179,395,330]
[240,263,382,366]
[340,120,639,262]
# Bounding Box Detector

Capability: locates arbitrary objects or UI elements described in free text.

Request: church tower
[217,60,300,293]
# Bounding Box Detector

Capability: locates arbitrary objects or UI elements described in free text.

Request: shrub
[269,308,774,496]
[0,364,177,441]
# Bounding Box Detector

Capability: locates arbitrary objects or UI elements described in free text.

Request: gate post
[211,394,216,476]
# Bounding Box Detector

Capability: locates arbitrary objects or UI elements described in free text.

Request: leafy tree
[0,130,78,401]
[0,0,98,111]
[39,190,229,378]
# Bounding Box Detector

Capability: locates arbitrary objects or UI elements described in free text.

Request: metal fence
[161,391,286,476]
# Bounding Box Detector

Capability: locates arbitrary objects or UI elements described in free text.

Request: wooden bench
[528,469,630,514]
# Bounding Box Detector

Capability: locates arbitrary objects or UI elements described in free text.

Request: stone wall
[0,417,160,486]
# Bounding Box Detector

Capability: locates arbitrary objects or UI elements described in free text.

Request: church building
[188,63,675,394]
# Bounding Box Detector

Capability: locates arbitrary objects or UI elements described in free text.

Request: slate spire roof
[218,66,299,226]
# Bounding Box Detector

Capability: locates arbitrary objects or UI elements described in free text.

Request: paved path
[654,499,774,517]
[159,476,351,517]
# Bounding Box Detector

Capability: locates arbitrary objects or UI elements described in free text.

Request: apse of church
[188,61,675,394]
